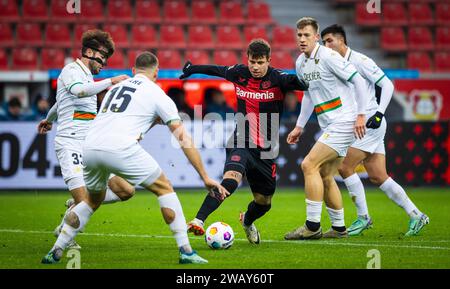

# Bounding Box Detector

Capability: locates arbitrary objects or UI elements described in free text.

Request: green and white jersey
[295,43,359,130]
[344,47,385,116]
[56,59,98,140]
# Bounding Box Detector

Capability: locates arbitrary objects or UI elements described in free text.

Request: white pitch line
[1,228,450,251]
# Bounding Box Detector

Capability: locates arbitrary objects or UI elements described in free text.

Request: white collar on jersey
[75,58,92,77]
[308,43,321,59]
[344,47,352,61]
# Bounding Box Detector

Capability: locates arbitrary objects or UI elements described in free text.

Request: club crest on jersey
[315,59,320,64]
[261,81,271,89]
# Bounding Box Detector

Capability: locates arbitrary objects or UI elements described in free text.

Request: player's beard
[90,60,102,75]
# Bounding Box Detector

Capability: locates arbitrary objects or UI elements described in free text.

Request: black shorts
[224,148,276,196]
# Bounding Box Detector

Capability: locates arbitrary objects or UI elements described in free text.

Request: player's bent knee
[301,158,316,174]
[65,211,80,229]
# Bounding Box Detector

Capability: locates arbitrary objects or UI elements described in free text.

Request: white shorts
[54,136,85,189]
[351,118,386,155]
[82,144,162,193]
[317,122,356,157]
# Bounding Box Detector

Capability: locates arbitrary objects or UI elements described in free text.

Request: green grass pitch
[0,188,449,269]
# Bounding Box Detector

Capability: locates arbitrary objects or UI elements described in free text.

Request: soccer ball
[205,222,234,249]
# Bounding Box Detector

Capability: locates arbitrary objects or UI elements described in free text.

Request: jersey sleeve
[323,52,359,82]
[357,57,386,86]
[156,95,181,125]
[59,65,83,93]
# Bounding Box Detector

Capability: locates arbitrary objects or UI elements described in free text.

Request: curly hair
[247,39,271,60]
[81,29,115,58]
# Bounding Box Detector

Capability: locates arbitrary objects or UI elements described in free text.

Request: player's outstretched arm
[366,77,394,129]
[281,74,309,91]
[69,75,129,98]
[167,121,230,200]
[179,61,230,80]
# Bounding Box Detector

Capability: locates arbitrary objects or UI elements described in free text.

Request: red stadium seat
[0,0,20,22]
[219,1,245,25]
[23,0,48,22]
[45,23,72,48]
[50,0,77,22]
[41,48,66,69]
[12,48,38,70]
[247,2,273,25]
[436,3,450,26]
[213,50,238,66]
[164,0,189,24]
[434,52,450,72]
[17,23,43,47]
[187,25,214,49]
[191,0,217,24]
[79,0,104,23]
[382,3,408,26]
[216,26,243,49]
[436,27,450,50]
[270,51,295,69]
[185,50,210,65]
[159,25,186,49]
[272,25,297,50]
[106,49,126,69]
[157,50,182,69]
[380,27,407,51]
[131,24,158,49]
[0,23,14,47]
[407,52,432,72]
[74,24,98,46]
[408,27,434,51]
[135,0,162,23]
[103,24,129,48]
[409,2,434,26]
[107,0,134,23]
[0,49,8,70]
[355,2,381,26]
[244,25,269,43]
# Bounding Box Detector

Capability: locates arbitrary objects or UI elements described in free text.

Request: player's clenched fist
[111,74,130,85]
[179,61,193,79]
[287,126,303,144]
[37,119,53,134]
[366,111,384,129]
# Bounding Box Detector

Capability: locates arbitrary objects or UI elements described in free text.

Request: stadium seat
[0,23,14,47]
[382,3,408,26]
[103,24,129,48]
[160,25,186,49]
[216,26,243,50]
[213,50,238,66]
[45,23,72,48]
[0,0,19,22]
[163,0,190,24]
[185,50,210,65]
[434,52,450,72]
[355,2,381,26]
[12,48,38,70]
[270,51,295,69]
[41,48,66,70]
[407,52,432,72]
[50,0,77,22]
[219,1,245,25]
[106,49,126,68]
[408,27,434,51]
[409,2,434,26]
[74,24,98,45]
[0,49,8,70]
[135,0,162,23]
[380,27,407,51]
[187,25,214,49]
[131,24,158,49]
[436,3,450,26]
[272,25,297,50]
[79,0,104,23]
[436,27,450,50]
[244,25,270,43]
[17,23,43,47]
[247,2,274,25]
[22,0,48,22]
[157,50,182,69]
[191,0,217,24]
[107,0,134,23]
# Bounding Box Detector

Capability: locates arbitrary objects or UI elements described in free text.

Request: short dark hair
[135,51,158,70]
[8,97,22,108]
[296,17,319,33]
[81,29,115,58]
[321,24,347,45]
[247,39,271,60]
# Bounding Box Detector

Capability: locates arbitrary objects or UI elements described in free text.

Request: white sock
[53,201,93,250]
[158,192,191,252]
[306,199,322,223]
[344,173,369,218]
[380,177,422,218]
[102,186,121,204]
[326,207,345,227]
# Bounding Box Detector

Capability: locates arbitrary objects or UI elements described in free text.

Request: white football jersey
[344,47,385,115]
[296,43,359,130]
[55,59,97,140]
[84,74,181,151]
